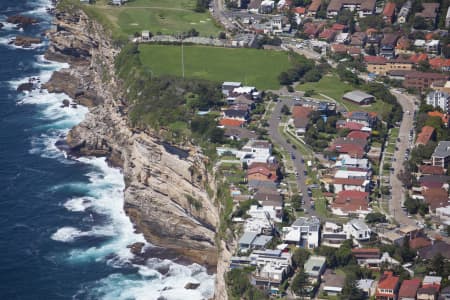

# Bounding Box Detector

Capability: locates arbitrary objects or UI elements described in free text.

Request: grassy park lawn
[139,44,292,89]
[296,74,393,118]
[79,0,220,37]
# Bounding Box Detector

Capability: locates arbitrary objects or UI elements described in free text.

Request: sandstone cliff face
[47,9,220,269]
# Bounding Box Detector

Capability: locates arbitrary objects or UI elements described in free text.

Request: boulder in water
[17,82,33,92]
[0,23,4,29]
[62,99,70,107]
[127,242,145,255]
[6,15,37,28]
[14,36,41,48]
[184,282,200,290]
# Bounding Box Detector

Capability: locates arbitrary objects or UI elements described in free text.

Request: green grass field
[81,0,220,37]
[138,44,293,89]
[296,74,393,118]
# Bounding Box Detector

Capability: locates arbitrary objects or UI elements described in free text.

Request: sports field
[138,44,293,89]
[81,0,221,37]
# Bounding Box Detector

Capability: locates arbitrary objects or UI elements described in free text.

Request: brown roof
[327,0,376,12]
[334,177,366,186]
[351,248,380,259]
[416,125,435,146]
[365,55,388,65]
[419,165,445,175]
[219,118,245,127]
[383,2,396,17]
[292,106,312,118]
[308,0,322,12]
[423,188,450,211]
[409,237,432,249]
[405,71,448,81]
[398,279,421,298]
[416,3,440,19]
[332,190,369,212]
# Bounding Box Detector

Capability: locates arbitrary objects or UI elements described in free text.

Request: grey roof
[292,217,320,232]
[348,219,369,230]
[432,141,450,158]
[304,256,327,274]
[343,90,375,103]
[239,232,258,245]
[349,111,371,121]
[248,180,278,190]
[224,109,248,118]
[357,279,375,290]
[252,235,272,247]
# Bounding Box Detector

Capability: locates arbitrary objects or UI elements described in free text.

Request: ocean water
[0,1,214,299]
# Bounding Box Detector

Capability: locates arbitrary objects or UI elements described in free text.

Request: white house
[244,205,276,234]
[436,206,450,225]
[425,40,440,54]
[426,91,450,113]
[250,249,292,291]
[237,139,273,165]
[333,177,370,193]
[343,219,372,241]
[335,154,371,170]
[281,217,320,248]
[321,222,348,248]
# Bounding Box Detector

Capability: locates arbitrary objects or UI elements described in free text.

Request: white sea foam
[51,225,116,242]
[19,1,215,296]
[51,227,83,242]
[64,197,93,212]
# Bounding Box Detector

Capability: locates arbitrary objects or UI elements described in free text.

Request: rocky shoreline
[43,7,229,298]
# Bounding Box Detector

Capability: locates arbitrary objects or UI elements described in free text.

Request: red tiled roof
[333,190,369,212]
[294,6,306,14]
[409,53,429,63]
[383,2,396,17]
[333,177,365,186]
[416,125,435,146]
[342,122,365,131]
[249,162,278,171]
[329,142,366,158]
[429,57,450,69]
[377,271,399,290]
[428,111,450,124]
[292,106,312,118]
[319,29,337,40]
[336,190,369,201]
[419,165,445,175]
[409,237,432,249]
[364,55,388,64]
[219,118,245,127]
[331,43,348,53]
[332,23,347,31]
[398,278,421,298]
[347,131,370,140]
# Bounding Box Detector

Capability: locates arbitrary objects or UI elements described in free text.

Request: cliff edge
[45,8,221,271]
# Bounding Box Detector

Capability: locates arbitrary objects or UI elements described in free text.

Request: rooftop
[398,278,421,298]
[343,90,374,103]
[432,141,450,158]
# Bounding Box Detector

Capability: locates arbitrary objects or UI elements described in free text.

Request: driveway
[267,97,316,217]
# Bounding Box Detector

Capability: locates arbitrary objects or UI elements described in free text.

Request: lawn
[296,74,393,118]
[139,44,293,89]
[80,0,221,37]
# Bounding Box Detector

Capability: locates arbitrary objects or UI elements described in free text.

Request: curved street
[267,97,316,217]
[388,90,416,226]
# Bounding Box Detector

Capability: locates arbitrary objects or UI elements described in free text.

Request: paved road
[267,97,316,216]
[211,0,237,31]
[388,90,416,227]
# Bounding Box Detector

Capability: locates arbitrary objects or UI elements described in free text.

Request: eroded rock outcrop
[6,15,37,28]
[14,36,41,47]
[46,9,220,270]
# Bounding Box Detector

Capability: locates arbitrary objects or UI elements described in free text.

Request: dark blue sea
[0,1,214,299]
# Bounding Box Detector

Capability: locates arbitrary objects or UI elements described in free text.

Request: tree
[292,248,311,269]
[340,277,365,300]
[281,104,291,115]
[365,212,387,223]
[218,32,226,39]
[278,71,292,85]
[291,268,310,297]
[404,195,419,215]
[413,16,428,30]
